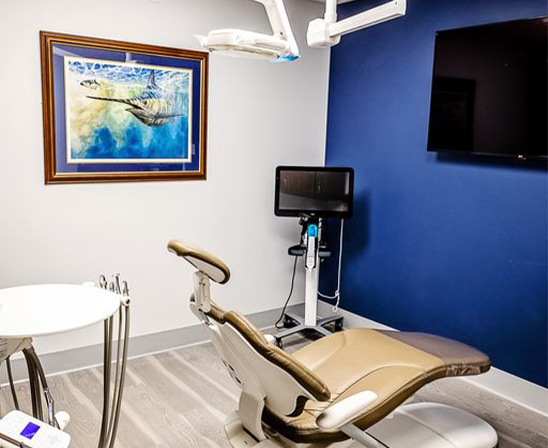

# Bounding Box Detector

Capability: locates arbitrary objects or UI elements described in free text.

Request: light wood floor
[1,335,546,448]
[1,344,238,448]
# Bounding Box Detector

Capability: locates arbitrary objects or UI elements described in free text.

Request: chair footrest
[367,402,498,448]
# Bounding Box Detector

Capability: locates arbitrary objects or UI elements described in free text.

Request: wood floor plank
[170,347,239,401]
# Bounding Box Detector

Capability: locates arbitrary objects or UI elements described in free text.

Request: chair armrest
[316,391,377,430]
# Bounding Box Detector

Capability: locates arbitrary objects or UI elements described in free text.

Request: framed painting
[40,31,208,183]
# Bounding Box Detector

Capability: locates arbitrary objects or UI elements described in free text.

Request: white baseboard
[317,301,548,417]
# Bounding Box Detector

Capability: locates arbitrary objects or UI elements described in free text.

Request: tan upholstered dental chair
[168,240,498,448]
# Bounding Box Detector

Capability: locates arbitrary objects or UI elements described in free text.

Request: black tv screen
[427,17,547,159]
[275,166,354,219]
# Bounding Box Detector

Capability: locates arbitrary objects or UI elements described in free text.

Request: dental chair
[168,240,498,448]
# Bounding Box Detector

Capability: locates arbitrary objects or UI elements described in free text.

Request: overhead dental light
[196,0,300,62]
[307,0,407,48]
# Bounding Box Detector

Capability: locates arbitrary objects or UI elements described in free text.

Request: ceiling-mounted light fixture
[196,0,300,62]
[307,0,407,48]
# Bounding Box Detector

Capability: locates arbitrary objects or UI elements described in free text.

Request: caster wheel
[283,316,293,328]
[334,320,344,331]
[275,339,284,349]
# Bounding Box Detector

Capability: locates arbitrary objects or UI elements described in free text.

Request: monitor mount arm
[307,0,407,48]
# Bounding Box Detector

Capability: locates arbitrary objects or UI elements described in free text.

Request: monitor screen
[427,17,548,159]
[275,166,354,218]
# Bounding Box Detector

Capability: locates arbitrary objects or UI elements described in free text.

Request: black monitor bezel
[426,15,548,160]
[274,166,354,219]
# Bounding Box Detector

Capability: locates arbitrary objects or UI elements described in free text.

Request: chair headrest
[168,240,231,284]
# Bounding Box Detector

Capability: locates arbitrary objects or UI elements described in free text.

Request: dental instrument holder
[0,280,130,448]
[274,218,343,347]
[97,274,131,448]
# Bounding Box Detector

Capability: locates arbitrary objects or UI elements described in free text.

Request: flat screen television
[427,17,547,160]
[275,166,354,218]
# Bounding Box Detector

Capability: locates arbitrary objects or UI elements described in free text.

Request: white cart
[0,284,130,448]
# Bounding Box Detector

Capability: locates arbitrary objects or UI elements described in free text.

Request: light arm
[330,0,406,38]
[307,0,407,48]
[253,0,299,57]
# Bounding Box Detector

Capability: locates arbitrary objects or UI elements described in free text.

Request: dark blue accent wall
[325,0,548,386]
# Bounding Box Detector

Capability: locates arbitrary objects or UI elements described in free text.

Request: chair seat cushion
[263,329,490,443]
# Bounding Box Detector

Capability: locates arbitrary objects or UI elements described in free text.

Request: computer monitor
[275,166,354,219]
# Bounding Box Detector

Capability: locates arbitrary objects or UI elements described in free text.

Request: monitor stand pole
[274,219,343,348]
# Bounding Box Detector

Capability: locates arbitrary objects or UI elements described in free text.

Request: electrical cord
[275,255,300,329]
[318,218,345,312]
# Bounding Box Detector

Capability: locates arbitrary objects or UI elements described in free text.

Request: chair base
[273,312,344,347]
[224,402,498,448]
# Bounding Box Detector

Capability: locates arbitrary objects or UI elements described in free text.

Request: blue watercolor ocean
[67,59,191,161]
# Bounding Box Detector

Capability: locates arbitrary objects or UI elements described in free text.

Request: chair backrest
[168,240,331,441]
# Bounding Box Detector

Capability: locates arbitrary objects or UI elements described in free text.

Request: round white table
[0,284,130,448]
[0,284,120,339]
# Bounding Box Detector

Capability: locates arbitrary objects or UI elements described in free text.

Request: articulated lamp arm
[331,0,406,37]
[252,0,299,58]
[254,0,290,38]
[308,0,407,48]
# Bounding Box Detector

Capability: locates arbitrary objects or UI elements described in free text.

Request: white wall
[0,0,330,354]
